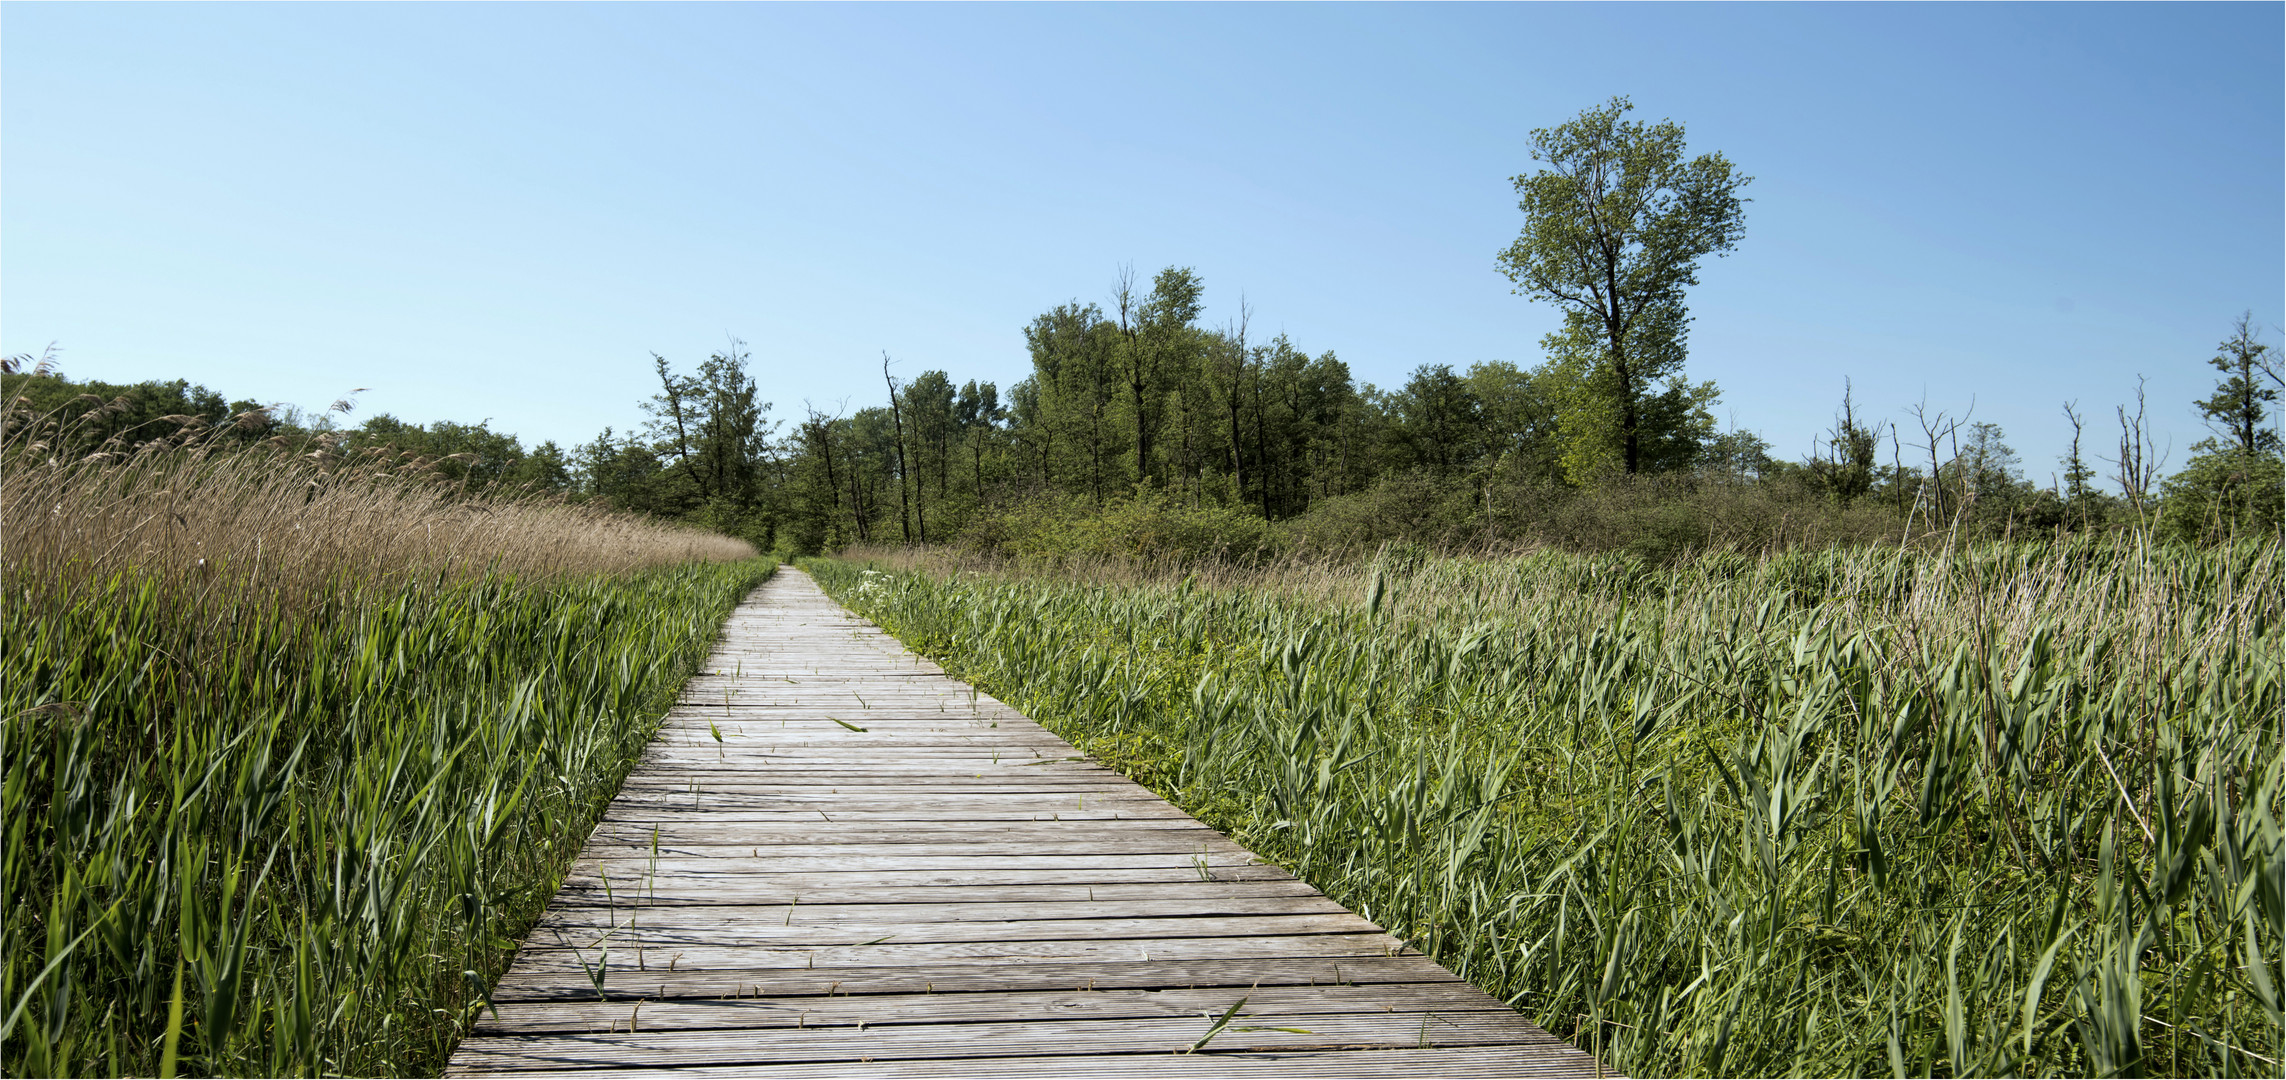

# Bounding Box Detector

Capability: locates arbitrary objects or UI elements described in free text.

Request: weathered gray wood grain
[448,1012,1578,1071]
[472,982,1517,1035]
[444,1048,1608,1079]
[448,568,1610,1077]
[488,954,1465,1003]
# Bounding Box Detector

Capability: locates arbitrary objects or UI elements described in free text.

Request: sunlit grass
[2,404,772,1076]
[810,536,2282,1077]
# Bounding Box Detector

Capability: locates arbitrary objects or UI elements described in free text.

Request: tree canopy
[1497,96,1749,477]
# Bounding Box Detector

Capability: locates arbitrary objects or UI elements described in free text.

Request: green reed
[1,558,775,1076]
[808,536,2281,1077]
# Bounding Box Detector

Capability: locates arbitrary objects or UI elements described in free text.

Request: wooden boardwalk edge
[446,567,1616,1078]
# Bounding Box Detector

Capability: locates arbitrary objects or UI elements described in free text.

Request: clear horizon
[5,3,2279,488]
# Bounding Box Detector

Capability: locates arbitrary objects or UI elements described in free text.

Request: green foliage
[1498,96,1749,475]
[1805,383,1883,504]
[762,256,1752,557]
[811,538,2282,1078]
[0,369,582,501]
[960,488,1279,566]
[2195,314,2282,457]
[0,559,775,1076]
[940,466,1920,571]
[2158,446,2285,543]
[1275,468,1489,553]
[0,370,275,454]
[344,414,571,494]
[1387,364,1486,474]
[572,342,784,550]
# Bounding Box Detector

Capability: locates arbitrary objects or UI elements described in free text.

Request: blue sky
[5,3,2278,486]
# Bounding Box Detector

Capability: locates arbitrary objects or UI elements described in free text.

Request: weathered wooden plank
[595,798,1185,814]
[500,933,1422,977]
[623,756,1116,769]
[647,724,1056,736]
[449,567,1604,1077]
[488,955,1466,1003]
[514,913,1386,954]
[446,1048,1610,1079]
[636,746,1079,759]
[592,816,1195,830]
[579,832,1248,852]
[669,695,995,702]
[603,788,1169,803]
[583,820,1221,841]
[543,881,1324,909]
[473,982,1517,1035]
[612,778,1137,791]
[594,797,1180,815]
[576,836,1230,854]
[532,896,1353,930]
[568,854,1273,879]
[591,811,1197,827]
[552,866,1298,893]
[448,1012,1578,1071]
[572,837,1250,859]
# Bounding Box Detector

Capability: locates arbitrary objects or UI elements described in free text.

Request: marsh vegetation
[0,397,768,1075]
[811,538,2282,1077]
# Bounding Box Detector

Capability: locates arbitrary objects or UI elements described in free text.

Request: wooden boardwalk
[448,568,1611,1078]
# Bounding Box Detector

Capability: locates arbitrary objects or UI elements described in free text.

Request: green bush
[2159,446,2285,544]
[960,489,1280,567]
[1283,470,1909,563]
[1274,468,1487,553]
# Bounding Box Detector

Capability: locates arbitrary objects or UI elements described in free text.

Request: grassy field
[808,537,2283,1077]
[1,410,771,1076]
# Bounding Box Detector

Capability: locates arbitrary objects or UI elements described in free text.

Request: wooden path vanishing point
[448,567,1614,1078]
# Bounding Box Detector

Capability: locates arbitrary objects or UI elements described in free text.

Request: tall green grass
[2,398,774,1075]
[809,537,2282,1077]
[2,561,773,1076]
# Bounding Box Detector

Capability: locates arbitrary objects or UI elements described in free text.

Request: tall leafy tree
[630,341,780,542]
[2196,312,2282,456]
[1953,422,2025,507]
[1125,266,1204,486]
[642,342,774,510]
[1023,302,1123,500]
[1533,326,1717,483]
[1205,303,1255,502]
[2160,315,2286,541]
[1466,361,1562,483]
[1497,96,1748,474]
[1805,382,1883,503]
[903,370,958,502]
[1388,364,1484,474]
[1252,336,1357,515]
[954,379,1004,500]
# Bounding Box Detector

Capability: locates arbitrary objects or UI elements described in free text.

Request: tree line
[5,98,2276,558]
[5,295,2275,559]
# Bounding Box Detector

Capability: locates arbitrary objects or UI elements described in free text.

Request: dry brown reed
[3,409,753,614]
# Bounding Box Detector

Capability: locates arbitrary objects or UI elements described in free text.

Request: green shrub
[961,489,1280,567]
[2159,446,2285,544]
